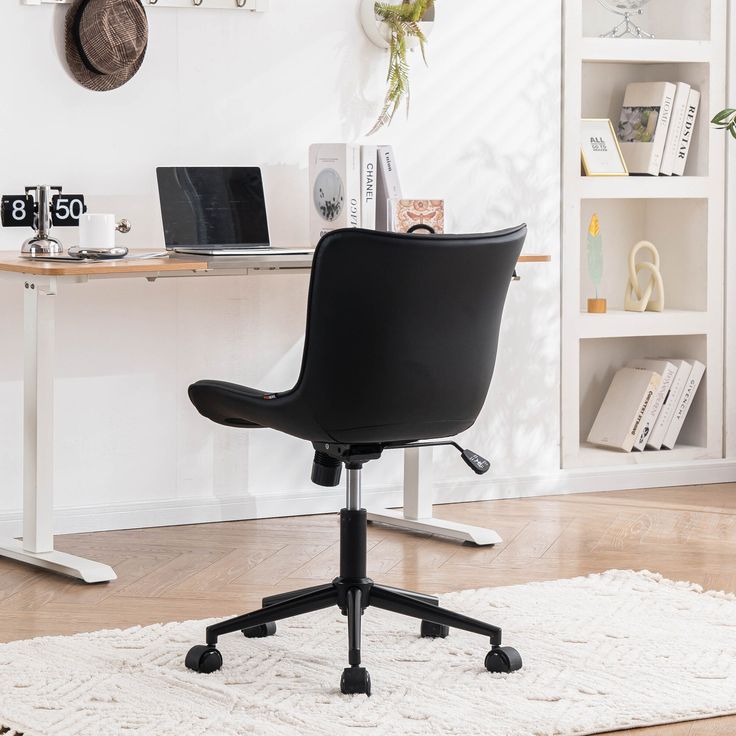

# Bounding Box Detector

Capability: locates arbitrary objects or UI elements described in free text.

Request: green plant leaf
[711,108,736,125]
[368,0,434,134]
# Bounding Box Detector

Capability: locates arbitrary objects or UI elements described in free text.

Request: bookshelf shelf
[578,176,710,199]
[570,443,717,469]
[583,0,713,43]
[578,310,709,339]
[562,0,726,475]
[581,39,713,65]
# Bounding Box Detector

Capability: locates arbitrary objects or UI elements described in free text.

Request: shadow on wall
[261,164,308,246]
[51,5,75,84]
[436,26,561,481]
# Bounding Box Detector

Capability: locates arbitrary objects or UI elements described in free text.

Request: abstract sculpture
[624,240,664,312]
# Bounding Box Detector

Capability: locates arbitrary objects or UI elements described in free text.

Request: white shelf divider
[581,38,713,64]
[571,443,718,469]
[579,176,710,199]
[578,309,709,339]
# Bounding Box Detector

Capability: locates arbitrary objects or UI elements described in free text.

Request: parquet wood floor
[1,483,735,735]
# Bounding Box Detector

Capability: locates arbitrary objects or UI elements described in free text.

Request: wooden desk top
[0,249,551,278]
[517,255,552,263]
[0,251,207,277]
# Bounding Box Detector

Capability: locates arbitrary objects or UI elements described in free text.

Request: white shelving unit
[562,0,727,475]
[728,4,736,460]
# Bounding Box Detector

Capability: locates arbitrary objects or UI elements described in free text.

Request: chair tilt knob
[311,451,343,487]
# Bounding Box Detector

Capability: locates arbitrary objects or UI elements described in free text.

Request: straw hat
[65,0,148,92]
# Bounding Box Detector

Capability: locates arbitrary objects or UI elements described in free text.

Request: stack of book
[587,358,705,452]
[308,144,445,245]
[308,144,401,246]
[617,81,700,176]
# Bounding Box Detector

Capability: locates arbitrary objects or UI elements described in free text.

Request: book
[646,359,692,449]
[662,360,705,449]
[360,145,378,230]
[628,359,678,450]
[308,143,361,246]
[388,199,445,234]
[375,145,402,231]
[617,81,677,176]
[587,367,661,452]
[672,88,700,177]
[659,82,690,176]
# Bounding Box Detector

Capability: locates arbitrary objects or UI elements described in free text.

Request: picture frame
[581,118,629,176]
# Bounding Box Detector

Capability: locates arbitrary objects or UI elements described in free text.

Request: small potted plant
[362,0,436,134]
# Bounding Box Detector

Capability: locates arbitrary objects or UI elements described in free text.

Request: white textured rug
[1,570,736,736]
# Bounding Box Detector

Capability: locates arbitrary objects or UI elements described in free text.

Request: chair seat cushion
[188,381,268,428]
[188,380,328,441]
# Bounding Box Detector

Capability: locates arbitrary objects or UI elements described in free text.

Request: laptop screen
[156,167,270,248]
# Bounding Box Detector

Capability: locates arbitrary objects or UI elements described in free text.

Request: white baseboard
[0,460,734,538]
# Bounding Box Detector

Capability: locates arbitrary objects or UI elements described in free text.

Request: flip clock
[0,185,87,255]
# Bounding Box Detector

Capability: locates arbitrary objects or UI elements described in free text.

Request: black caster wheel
[340,666,372,696]
[484,646,522,673]
[242,622,277,638]
[185,645,223,674]
[421,620,449,638]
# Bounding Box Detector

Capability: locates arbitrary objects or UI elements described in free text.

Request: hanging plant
[367,0,436,135]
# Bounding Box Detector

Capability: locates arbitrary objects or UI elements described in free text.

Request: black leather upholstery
[189,225,526,445]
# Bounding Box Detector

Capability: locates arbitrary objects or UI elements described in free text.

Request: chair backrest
[294,226,526,444]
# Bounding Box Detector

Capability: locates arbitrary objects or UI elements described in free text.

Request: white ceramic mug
[79,213,116,249]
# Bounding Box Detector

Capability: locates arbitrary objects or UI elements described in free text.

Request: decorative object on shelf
[659,82,691,176]
[580,119,628,176]
[587,366,661,452]
[65,0,148,92]
[389,199,444,234]
[624,240,664,313]
[361,0,436,134]
[309,144,361,246]
[617,82,676,176]
[586,213,606,313]
[672,88,700,176]
[711,107,736,139]
[596,0,654,39]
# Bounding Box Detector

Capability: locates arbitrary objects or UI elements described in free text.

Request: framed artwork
[581,118,629,176]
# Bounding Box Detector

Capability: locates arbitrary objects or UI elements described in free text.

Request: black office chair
[185,225,526,696]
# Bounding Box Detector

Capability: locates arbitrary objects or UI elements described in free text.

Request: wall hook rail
[21,0,269,10]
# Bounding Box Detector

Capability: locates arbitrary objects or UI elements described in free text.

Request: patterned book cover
[389,199,445,234]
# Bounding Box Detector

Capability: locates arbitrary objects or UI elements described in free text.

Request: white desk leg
[367,447,503,546]
[0,278,116,584]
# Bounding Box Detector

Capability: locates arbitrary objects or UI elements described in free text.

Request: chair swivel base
[185,508,522,695]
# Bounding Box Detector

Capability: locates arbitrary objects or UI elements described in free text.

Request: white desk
[0,249,549,582]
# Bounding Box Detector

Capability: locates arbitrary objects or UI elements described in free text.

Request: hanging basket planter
[360,0,435,49]
[360,0,437,135]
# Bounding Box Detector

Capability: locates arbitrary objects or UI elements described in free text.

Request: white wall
[0,0,562,534]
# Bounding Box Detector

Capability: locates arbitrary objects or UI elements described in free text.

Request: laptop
[156,166,313,256]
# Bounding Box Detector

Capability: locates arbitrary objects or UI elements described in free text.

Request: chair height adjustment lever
[459,448,491,475]
[384,440,491,475]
